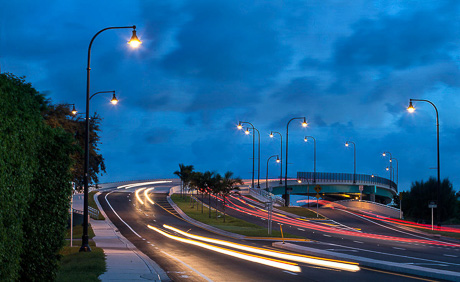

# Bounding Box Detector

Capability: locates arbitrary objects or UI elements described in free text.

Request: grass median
[171,194,303,238]
[88,191,105,220]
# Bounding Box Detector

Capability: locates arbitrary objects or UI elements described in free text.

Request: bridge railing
[297,172,397,193]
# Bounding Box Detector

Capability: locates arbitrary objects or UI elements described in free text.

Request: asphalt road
[97,184,442,281]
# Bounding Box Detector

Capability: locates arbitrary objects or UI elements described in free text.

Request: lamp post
[284,117,308,206]
[407,99,441,226]
[266,155,280,190]
[238,121,261,188]
[391,157,398,188]
[345,141,356,183]
[80,26,141,252]
[269,131,283,184]
[304,136,316,183]
[382,151,393,181]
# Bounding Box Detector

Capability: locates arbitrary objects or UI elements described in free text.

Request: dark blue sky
[1,1,459,192]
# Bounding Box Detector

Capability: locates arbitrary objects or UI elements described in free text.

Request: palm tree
[173,164,194,198]
[221,171,243,222]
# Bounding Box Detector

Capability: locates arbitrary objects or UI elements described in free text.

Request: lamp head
[276,156,280,163]
[386,167,390,171]
[245,128,250,135]
[71,104,77,115]
[269,132,274,138]
[297,179,302,183]
[407,101,415,113]
[304,137,308,142]
[110,93,119,105]
[128,28,142,48]
[237,122,243,130]
[389,159,392,163]
[302,118,308,127]
[382,152,386,157]
[371,174,375,178]
[345,142,349,147]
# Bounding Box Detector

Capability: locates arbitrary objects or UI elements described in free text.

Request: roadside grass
[65,224,95,239]
[89,191,105,220]
[276,206,325,219]
[57,225,105,282]
[171,194,304,238]
[401,224,460,240]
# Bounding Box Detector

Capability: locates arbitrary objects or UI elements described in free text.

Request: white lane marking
[326,249,358,252]
[323,234,331,237]
[324,242,460,266]
[392,247,405,250]
[105,192,142,238]
[336,208,457,246]
[160,250,213,282]
[297,228,305,231]
[406,263,448,267]
[443,254,458,257]
[283,271,298,276]
[353,241,363,244]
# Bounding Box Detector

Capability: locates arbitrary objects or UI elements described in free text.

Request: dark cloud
[145,128,176,144]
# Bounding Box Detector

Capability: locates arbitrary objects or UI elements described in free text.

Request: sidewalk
[92,192,170,281]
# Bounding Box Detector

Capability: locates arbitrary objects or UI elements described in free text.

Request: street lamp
[407,98,441,226]
[266,155,280,190]
[304,136,316,183]
[238,121,261,188]
[382,151,393,181]
[284,117,307,206]
[345,141,356,183]
[391,157,398,188]
[269,131,283,184]
[80,26,141,253]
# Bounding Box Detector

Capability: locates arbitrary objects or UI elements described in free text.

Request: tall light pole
[391,157,398,188]
[407,99,441,226]
[266,155,280,190]
[345,141,356,183]
[285,117,308,206]
[269,131,283,184]
[382,152,393,181]
[304,136,316,183]
[238,121,261,188]
[80,26,141,252]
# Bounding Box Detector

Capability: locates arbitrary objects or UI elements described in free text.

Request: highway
[96,181,451,281]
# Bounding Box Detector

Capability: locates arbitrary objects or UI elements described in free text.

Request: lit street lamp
[345,141,356,183]
[382,151,393,181]
[238,121,261,188]
[80,26,141,253]
[266,155,280,190]
[304,136,316,183]
[284,117,308,206]
[407,99,441,226]
[269,131,283,184]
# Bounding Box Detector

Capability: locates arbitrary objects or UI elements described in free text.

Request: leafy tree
[402,177,456,223]
[174,164,194,198]
[42,104,106,190]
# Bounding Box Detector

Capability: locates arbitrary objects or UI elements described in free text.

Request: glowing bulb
[245,129,250,135]
[276,158,280,163]
[302,121,308,127]
[237,123,243,130]
[407,101,415,113]
[345,142,349,147]
[382,153,386,157]
[297,180,302,183]
[269,132,274,138]
[110,94,118,105]
[386,167,390,171]
[71,105,77,115]
[304,137,308,142]
[128,29,142,48]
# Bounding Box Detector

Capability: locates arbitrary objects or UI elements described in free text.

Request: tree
[221,172,243,222]
[402,177,456,223]
[174,164,194,198]
[43,104,106,190]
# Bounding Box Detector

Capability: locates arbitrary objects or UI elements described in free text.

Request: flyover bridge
[270,172,397,204]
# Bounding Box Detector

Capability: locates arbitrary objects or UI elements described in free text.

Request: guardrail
[88,206,100,219]
[297,171,397,193]
[250,188,285,206]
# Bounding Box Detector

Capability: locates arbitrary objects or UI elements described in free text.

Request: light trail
[135,188,146,205]
[117,180,172,189]
[163,225,360,272]
[147,225,301,272]
[144,188,155,205]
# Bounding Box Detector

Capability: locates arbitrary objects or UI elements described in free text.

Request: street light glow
[407,101,415,113]
[345,142,349,147]
[128,29,142,48]
[237,123,243,130]
[302,118,308,127]
[269,132,274,138]
[71,104,78,115]
[110,93,119,105]
[245,128,250,135]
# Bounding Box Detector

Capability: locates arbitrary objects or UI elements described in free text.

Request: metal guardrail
[250,188,285,206]
[336,199,400,211]
[88,206,100,219]
[72,208,84,215]
[297,171,397,193]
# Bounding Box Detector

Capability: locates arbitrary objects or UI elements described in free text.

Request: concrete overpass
[270,172,397,204]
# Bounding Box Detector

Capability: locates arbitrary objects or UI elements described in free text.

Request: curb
[273,242,460,281]
[94,192,170,281]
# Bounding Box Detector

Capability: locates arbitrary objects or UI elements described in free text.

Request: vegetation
[401,177,458,224]
[171,195,301,238]
[56,246,105,282]
[89,191,105,220]
[0,73,78,280]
